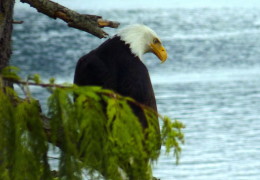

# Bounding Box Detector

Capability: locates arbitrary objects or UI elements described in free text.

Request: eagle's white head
[117,24,167,62]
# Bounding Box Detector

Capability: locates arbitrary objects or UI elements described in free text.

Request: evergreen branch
[3,76,185,159]
[1,75,185,178]
[4,76,163,118]
[20,0,120,38]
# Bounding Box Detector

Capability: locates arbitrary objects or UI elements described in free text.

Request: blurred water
[12,7,260,180]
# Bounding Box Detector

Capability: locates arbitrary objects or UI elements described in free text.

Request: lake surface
[12,7,260,180]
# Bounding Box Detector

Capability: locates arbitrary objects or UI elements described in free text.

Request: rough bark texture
[0,0,14,70]
[21,0,120,38]
[0,0,15,88]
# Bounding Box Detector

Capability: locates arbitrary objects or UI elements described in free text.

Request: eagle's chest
[115,60,155,106]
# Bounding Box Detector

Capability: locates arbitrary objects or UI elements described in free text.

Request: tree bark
[0,0,15,88]
[0,0,15,167]
[0,0,14,70]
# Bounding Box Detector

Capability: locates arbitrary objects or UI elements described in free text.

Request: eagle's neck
[117,32,150,60]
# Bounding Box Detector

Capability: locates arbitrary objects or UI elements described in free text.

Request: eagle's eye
[153,38,160,44]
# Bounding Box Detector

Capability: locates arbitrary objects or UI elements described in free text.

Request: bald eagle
[74,24,167,135]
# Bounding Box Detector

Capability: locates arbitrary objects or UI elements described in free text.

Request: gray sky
[16,0,260,10]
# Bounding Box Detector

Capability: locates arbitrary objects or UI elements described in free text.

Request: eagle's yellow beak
[150,42,168,63]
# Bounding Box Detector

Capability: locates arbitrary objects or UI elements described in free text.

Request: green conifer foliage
[0,88,51,180]
[0,67,185,180]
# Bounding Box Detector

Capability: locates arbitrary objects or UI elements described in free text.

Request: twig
[48,156,60,160]
[20,0,120,38]
[12,20,24,24]
[4,77,70,88]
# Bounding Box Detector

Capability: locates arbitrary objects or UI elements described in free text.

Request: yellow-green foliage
[0,67,185,180]
[0,88,50,180]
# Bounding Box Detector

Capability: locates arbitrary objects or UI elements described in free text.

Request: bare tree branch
[20,0,120,38]
[12,20,24,24]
